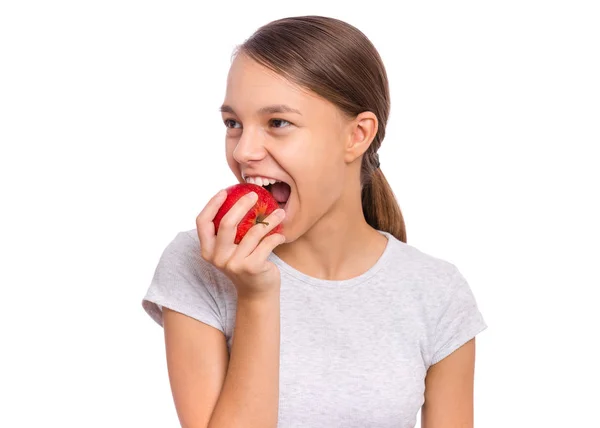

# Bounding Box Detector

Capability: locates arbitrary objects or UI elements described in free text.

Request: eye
[224,119,241,129]
[269,118,291,129]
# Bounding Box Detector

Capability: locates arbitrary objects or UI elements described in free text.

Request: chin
[277,226,299,245]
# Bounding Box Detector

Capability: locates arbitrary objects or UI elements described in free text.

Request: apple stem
[256,220,269,226]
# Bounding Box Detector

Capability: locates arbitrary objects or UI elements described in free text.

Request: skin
[220,52,477,426]
[422,338,477,428]
[221,52,388,281]
[163,51,475,428]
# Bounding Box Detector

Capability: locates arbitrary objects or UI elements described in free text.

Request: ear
[344,111,378,164]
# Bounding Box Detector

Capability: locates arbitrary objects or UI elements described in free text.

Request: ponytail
[362,166,407,243]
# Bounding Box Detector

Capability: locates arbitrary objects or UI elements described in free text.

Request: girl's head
[222,16,406,243]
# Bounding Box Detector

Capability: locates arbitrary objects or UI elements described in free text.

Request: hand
[196,190,286,299]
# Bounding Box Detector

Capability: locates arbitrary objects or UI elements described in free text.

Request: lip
[240,172,292,214]
[242,173,287,184]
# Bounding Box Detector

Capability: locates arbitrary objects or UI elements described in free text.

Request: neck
[273,189,387,281]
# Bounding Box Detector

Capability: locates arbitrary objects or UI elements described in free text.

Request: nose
[232,127,267,165]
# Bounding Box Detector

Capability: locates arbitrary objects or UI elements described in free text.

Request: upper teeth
[244,176,281,187]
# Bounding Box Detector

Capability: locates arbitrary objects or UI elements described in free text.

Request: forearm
[208,293,281,428]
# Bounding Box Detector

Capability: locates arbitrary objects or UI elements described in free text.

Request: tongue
[271,182,291,203]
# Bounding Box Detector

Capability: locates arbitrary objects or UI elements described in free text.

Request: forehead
[224,53,339,119]
[227,53,305,97]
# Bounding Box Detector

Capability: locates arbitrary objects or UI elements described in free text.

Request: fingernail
[248,192,258,201]
[274,208,285,217]
[217,190,227,199]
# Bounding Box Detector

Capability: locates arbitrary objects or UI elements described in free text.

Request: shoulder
[174,229,235,285]
[382,235,482,327]
[385,235,460,296]
[156,230,211,278]
[384,237,487,366]
[151,229,236,296]
[142,229,237,331]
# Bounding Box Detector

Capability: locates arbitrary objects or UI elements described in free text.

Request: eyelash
[223,118,292,129]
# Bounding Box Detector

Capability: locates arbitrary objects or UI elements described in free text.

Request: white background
[1,0,598,426]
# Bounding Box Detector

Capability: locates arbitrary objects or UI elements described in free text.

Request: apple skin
[212,183,283,244]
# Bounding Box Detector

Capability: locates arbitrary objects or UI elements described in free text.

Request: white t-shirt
[142,229,488,427]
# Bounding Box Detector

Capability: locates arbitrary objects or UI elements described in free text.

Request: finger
[196,190,228,257]
[234,208,285,258]
[215,191,259,248]
[245,232,286,271]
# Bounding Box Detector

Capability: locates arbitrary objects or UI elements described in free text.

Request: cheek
[225,145,243,181]
[225,139,236,160]
[290,146,343,198]
[298,174,341,206]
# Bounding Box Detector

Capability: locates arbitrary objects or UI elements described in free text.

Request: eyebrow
[219,104,302,116]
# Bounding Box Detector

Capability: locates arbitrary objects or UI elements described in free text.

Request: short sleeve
[141,231,225,333]
[429,267,488,366]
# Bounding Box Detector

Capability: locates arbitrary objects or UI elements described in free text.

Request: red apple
[212,183,283,244]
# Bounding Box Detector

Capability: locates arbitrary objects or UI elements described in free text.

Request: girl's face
[222,53,357,243]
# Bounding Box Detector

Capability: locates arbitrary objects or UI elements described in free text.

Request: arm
[421,338,477,428]
[208,293,281,428]
[163,307,229,428]
[163,292,281,428]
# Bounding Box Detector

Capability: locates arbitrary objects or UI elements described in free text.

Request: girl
[142,15,487,428]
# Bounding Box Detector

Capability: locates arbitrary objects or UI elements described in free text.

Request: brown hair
[236,15,407,243]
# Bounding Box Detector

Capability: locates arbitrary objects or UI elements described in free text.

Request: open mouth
[264,182,292,211]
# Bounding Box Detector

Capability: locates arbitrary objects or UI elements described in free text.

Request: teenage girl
[142,15,487,428]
